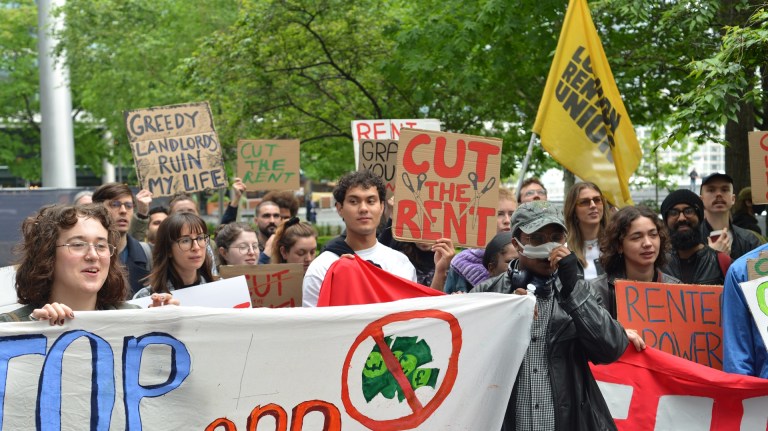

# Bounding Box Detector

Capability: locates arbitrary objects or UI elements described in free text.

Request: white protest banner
[351,119,440,168]
[739,276,768,350]
[0,294,533,430]
[127,276,251,309]
[0,266,16,304]
[125,101,228,197]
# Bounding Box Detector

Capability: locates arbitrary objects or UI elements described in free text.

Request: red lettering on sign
[402,133,431,174]
[373,122,386,139]
[394,200,420,238]
[444,204,468,245]
[205,418,236,431]
[760,133,768,151]
[356,123,371,140]
[247,404,287,431]
[290,400,341,431]
[468,141,501,182]
[434,137,464,178]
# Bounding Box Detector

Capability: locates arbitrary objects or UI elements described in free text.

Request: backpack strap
[716,251,732,278]
[139,241,153,272]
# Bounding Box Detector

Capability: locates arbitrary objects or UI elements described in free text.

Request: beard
[670,222,703,250]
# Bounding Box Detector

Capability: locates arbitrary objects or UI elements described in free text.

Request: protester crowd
[2,167,767,430]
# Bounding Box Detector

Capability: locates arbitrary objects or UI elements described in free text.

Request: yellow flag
[532,0,641,207]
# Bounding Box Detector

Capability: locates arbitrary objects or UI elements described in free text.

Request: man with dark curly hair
[302,170,416,306]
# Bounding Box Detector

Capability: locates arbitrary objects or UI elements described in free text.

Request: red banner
[592,348,768,430]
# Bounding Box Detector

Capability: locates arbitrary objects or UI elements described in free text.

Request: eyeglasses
[523,189,548,198]
[576,196,603,207]
[176,235,210,251]
[108,201,134,210]
[230,243,259,255]
[521,232,567,246]
[667,207,697,218]
[56,242,116,257]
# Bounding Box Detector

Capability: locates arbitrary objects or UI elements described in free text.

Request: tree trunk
[724,97,754,194]
[564,170,575,198]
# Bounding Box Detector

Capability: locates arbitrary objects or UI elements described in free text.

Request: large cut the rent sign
[0,295,534,430]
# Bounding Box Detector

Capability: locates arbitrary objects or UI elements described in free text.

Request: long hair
[564,182,609,267]
[215,222,257,266]
[270,217,318,263]
[15,204,128,308]
[599,206,669,277]
[148,212,214,293]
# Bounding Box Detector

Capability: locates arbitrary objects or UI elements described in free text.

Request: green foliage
[55,0,239,180]
[183,0,419,181]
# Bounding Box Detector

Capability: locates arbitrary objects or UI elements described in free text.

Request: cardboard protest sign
[392,129,502,248]
[219,264,304,308]
[0,294,534,430]
[127,276,251,309]
[351,119,441,168]
[358,139,398,198]
[237,139,300,191]
[125,102,228,197]
[748,131,768,204]
[614,280,723,369]
[746,251,768,280]
[738,276,768,352]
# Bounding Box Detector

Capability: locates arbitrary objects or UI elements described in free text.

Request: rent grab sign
[392,129,502,248]
[125,102,228,197]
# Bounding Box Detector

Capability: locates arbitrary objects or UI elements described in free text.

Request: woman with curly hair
[134,212,215,297]
[563,182,609,280]
[590,205,679,318]
[0,204,172,324]
[270,217,318,272]
[588,205,679,352]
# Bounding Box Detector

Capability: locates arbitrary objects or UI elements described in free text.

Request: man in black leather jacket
[472,201,628,431]
[661,189,731,284]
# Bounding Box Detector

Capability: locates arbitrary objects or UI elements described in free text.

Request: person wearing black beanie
[661,189,731,285]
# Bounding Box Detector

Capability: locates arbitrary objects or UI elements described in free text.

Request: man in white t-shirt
[302,170,417,306]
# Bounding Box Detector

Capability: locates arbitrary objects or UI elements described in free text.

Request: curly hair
[333,170,386,205]
[271,217,318,263]
[215,222,257,266]
[148,212,214,293]
[599,205,669,277]
[564,182,610,267]
[262,190,299,217]
[15,204,128,308]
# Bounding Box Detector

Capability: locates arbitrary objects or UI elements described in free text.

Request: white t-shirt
[583,239,601,280]
[302,241,417,307]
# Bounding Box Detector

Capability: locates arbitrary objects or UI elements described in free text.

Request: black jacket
[472,264,628,431]
[664,247,729,285]
[123,235,151,298]
[700,220,762,260]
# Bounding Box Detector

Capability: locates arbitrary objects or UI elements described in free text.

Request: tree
[182,0,419,181]
[54,0,239,181]
[665,3,768,192]
[0,0,45,182]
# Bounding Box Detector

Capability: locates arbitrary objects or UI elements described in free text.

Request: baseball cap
[511,201,566,235]
[701,172,733,187]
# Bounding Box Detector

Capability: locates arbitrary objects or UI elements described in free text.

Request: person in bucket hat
[473,200,627,431]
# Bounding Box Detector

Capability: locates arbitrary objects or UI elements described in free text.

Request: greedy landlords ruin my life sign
[125,102,228,197]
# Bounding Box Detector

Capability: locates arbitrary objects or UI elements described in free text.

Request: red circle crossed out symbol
[340,309,462,430]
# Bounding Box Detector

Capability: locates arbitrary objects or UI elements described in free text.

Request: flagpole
[516,132,538,193]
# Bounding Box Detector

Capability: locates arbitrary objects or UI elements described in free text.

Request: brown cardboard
[746,251,768,280]
[748,131,768,204]
[392,128,502,248]
[219,264,304,308]
[358,139,398,199]
[125,101,227,197]
[615,280,723,369]
[237,139,300,191]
